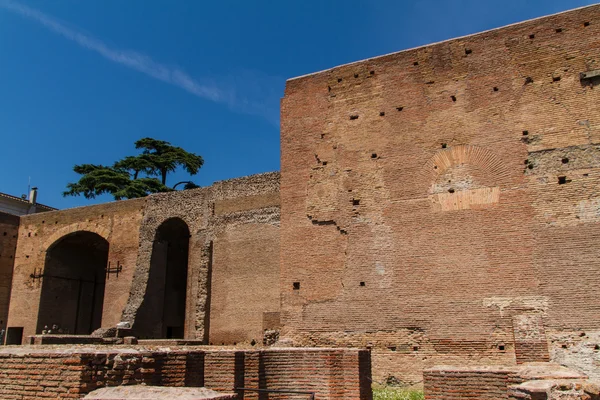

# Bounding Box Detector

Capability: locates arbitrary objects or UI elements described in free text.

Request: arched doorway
[137,218,190,338]
[36,231,109,334]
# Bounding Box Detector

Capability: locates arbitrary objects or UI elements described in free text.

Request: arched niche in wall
[36,231,109,334]
[135,217,190,339]
[421,145,510,211]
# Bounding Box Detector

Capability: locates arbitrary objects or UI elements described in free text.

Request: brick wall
[424,364,588,400]
[260,348,372,399]
[126,172,280,342]
[280,4,600,382]
[0,352,86,399]
[0,351,180,399]
[210,222,280,345]
[0,212,19,338]
[202,348,372,399]
[6,172,280,345]
[0,347,371,400]
[7,5,600,387]
[6,199,146,341]
[424,366,518,400]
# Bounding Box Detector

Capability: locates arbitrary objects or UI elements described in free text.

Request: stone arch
[42,223,111,253]
[133,217,191,339]
[121,213,195,325]
[420,145,510,211]
[422,144,510,189]
[37,231,109,334]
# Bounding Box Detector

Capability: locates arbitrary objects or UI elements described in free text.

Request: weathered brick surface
[549,330,600,386]
[0,352,86,399]
[7,199,146,340]
[424,367,516,400]
[260,348,372,399]
[0,212,19,337]
[6,4,600,388]
[424,363,587,400]
[203,348,372,400]
[0,347,371,400]
[126,172,280,343]
[508,379,600,400]
[6,173,280,346]
[280,4,600,383]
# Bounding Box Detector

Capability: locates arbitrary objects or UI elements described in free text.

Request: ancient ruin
[6,172,280,345]
[1,4,600,399]
[280,3,600,393]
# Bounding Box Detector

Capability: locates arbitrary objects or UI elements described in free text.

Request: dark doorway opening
[36,231,108,335]
[137,218,190,338]
[5,327,23,345]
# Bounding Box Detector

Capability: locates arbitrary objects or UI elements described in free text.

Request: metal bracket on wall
[30,268,43,282]
[105,261,123,280]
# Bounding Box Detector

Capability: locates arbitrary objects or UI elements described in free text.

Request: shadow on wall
[36,231,109,335]
[134,218,190,339]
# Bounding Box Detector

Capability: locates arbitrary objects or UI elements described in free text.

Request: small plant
[373,386,424,400]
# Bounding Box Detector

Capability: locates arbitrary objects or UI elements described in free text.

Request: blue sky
[0,0,596,209]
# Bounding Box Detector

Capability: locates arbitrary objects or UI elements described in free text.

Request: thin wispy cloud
[0,0,281,125]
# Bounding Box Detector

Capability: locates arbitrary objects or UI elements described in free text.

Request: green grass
[372,386,424,400]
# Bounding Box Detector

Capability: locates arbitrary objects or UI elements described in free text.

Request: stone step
[84,386,236,400]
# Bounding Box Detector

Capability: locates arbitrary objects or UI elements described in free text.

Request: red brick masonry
[0,347,372,400]
[424,363,587,399]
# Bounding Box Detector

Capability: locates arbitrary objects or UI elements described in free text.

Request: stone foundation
[424,363,589,400]
[508,380,600,400]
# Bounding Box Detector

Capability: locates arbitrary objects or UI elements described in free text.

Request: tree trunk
[161,169,167,185]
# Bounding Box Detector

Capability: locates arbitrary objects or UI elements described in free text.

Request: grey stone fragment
[84,386,236,399]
